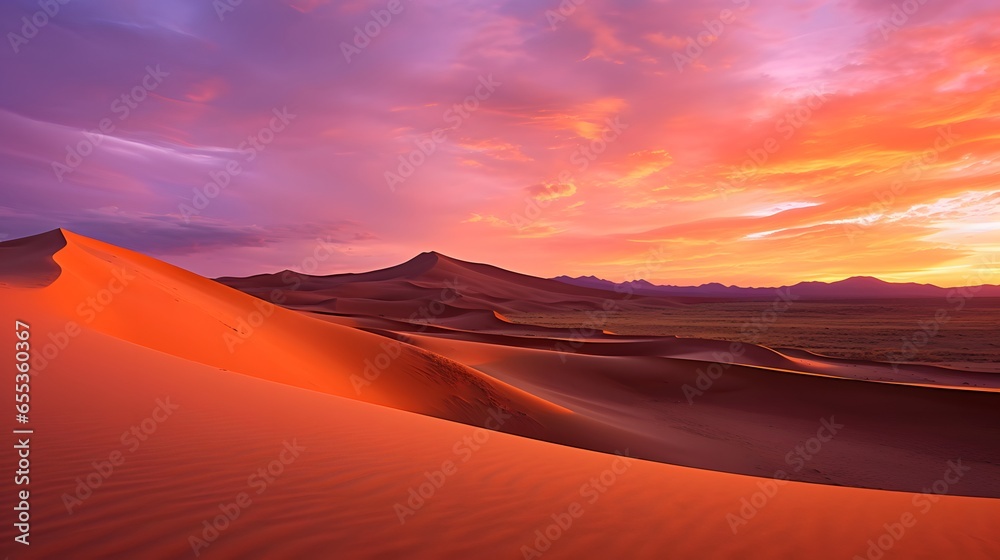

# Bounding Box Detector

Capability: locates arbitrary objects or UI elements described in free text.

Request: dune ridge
[218,240,1000,496]
[1,229,998,558]
[0,229,66,288]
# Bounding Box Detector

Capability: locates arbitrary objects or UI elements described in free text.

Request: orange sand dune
[0,230,66,288]
[5,230,570,434]
[0,231,733,481]
[397,330,1000,496]
[2,229,999,558]
[223,236,1000,496]
[2,314,999,559]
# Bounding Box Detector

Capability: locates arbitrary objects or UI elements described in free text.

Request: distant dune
[218,242,1000,497]
[219,250,692,316]
[2,229,999,558]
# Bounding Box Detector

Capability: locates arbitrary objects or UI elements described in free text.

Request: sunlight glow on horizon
[1,0,998,286]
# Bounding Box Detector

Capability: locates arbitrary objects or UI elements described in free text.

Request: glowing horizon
[1,0,998,287]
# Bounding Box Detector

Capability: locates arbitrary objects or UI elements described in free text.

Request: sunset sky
[1,0,998,286]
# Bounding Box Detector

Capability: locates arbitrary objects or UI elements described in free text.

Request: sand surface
[2,230,998,558]
[506,301,1000,365]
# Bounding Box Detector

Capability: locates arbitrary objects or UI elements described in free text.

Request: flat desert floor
[2,230,998,559]
[507,298,1000,371]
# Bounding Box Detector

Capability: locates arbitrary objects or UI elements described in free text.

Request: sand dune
[9,230,568,434]
[2,229,999,558]
[0,230,66,288]
[222,241,1000,496]
[221,251,687,315]
[6,324,1000,559]
[4,320,1000,559]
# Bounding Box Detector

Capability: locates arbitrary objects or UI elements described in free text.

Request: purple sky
[1,0,998,285]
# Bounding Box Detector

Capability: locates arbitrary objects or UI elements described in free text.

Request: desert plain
[0,229,998,559]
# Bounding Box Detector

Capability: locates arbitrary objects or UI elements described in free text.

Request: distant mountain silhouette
[553,274,1000,300]
[220,250,1000,303]
[218,251,689,316]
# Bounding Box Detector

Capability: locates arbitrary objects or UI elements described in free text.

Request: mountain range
[553,274,1000,300]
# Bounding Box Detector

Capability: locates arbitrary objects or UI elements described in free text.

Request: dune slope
[2,312,999,559]
[0,229,997,559]
[222,241,1000,497]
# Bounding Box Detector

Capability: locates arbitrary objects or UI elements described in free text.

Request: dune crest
[2,230,998,558]
[0,228,67,288]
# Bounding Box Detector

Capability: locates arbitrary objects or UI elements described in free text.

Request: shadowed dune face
[220,251,688,317]
[6,322,1000,559]
[216,242,1000,498]
[19,230,563,436]
[0,229,66,288]
[2,230,999,558]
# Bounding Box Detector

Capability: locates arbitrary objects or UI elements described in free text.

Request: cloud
[525,182,577,201]
[1,0,998,285]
